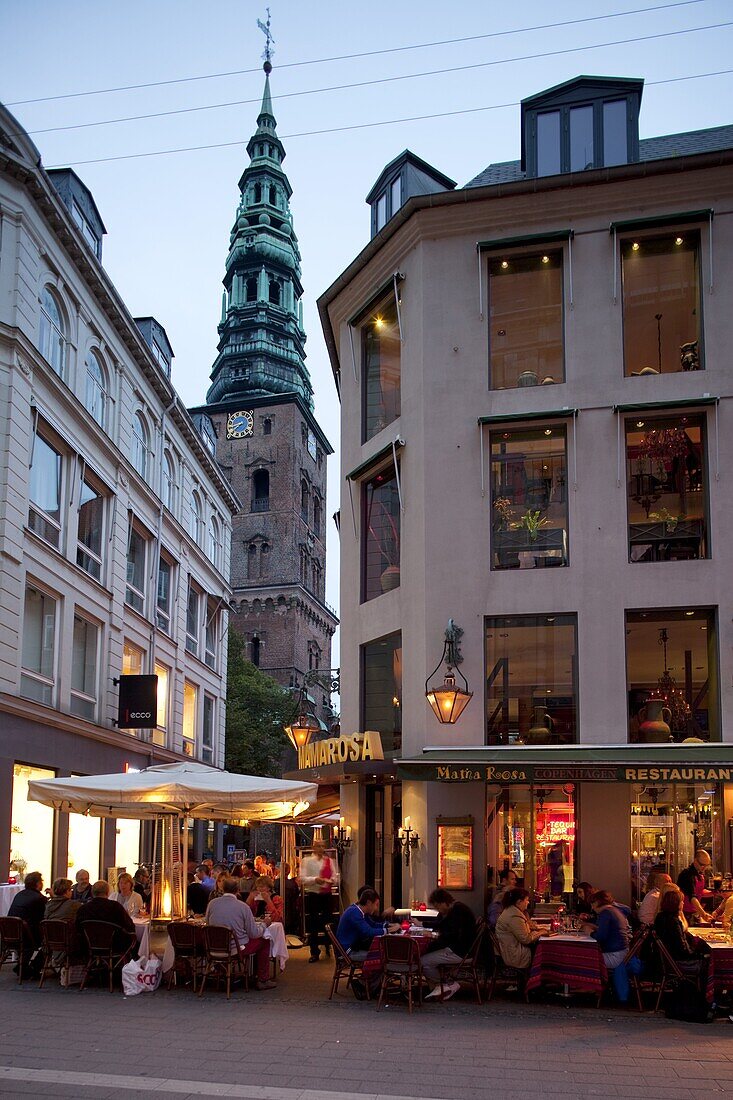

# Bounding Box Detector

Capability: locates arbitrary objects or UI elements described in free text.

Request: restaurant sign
[297,731,384,770]
[398,762,733,784]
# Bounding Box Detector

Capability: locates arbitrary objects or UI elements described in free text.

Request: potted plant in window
[515,508,548,542]
[368,505,400,592]
[648,507,682,534]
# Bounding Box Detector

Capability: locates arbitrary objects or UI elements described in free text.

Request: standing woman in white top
[110,872,144,917]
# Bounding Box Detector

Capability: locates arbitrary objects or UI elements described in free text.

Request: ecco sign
[117,675,158,729]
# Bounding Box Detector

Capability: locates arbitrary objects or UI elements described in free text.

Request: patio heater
[150,815,186,927]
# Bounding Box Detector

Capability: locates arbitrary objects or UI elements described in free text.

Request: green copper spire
[206,62,312,408]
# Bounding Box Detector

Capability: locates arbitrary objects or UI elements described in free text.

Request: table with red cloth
[704,943,733,1003]
[362,932,434,977]
[526,934,607,997]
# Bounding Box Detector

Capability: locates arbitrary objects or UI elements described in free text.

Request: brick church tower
[189,61,337,712]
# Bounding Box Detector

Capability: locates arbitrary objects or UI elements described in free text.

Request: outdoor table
[526,933,607,998]
[0,884,23,917]
[694,928,733,1003]
[362,932,435,978]
[133,917,288,975]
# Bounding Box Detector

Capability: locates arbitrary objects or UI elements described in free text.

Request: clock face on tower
[226,410,254,439]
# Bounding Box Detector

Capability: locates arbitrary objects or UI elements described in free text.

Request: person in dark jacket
[8,871,46,975]
[422,888,477,1000]
[71,869,92,904]
[186,878,211,916]
[654,885,710,985]
[75,879,136,955]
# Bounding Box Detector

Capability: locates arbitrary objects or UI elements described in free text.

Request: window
[151,340,169,373]
[361,632,402,755]
[208,516,222,568]
[621,232,702,376]
[20,584,57,705]
[485,614,578,745]
[489,784,575,903]
[626,608,718,742]
[189,490,203,544]
[154,662,168,747]
[39,287,65,375]
[268,280,281,305]
[529,93,634,176]
[626,414,708,562]
[489,251,564,390]
[536,111,561,177]
[391,176,402,215]
[125,523,146,613]
[569,105,594,172]
[263,417,272,435]
[246,277,258,302]
[185,581,200,656]
[269,185,277,205]
[491,426,568,569]
[72,201,100,255]
[122,639,144,677]
[70,614,98,720]
[131,411,150,480]
[77,479,104,580]
[254,183,262,203]
[301,480,309,523]
[156,556,172,632]
[85,350,109,429]
[252,469,269,512]
[362,464,400,601]
[162,450,177,515]
[183,680,198,751]
[603,100,627,167]
[199,418,216,458]
[362,292,401,442]
[67,803,101,882]
[308,642,321,671]
[260,542,270,578]
[29,433,62,548]
[307,428,317,460]
[313,494,322,539]
[376,193,387,231]
[205,601,217,670]
[11,764,55,887]
[251,635,261,666]
[247,543,258,579]
[202,695,215,764]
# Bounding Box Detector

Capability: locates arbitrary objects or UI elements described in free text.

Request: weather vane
[257,8,275,71]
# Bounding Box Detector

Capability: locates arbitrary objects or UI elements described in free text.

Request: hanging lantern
[425,620,473,724]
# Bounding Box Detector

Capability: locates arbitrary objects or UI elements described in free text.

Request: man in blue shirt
[336,888,399,961]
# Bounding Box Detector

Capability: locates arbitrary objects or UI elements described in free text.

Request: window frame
[154,661,169,747]
[189,489,203,545]
[360,630,403,756]
[125,520,147,614]
[185,579,201,657]
[28,428,64,550]
[156,553,173,633]
[360,288,402,443]
[84,348,109,429]
[162,448,177,515]
[39,286,66,377]
[131,410,151,481]
[526,94,636,177]
[182,679,198,754]
[361,461,401,603]
[69,611,100,721]
[204,600,217,670]
[202,694,215,764]
[76,472,106,582]
[20,581,59,707]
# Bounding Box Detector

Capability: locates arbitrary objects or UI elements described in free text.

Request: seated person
[585,890,630,970]
[654,884,710,985]
[423,888,477,1001]
[245,876,284,924]
[237,859,257,899]
[8,870,47,976]
[44,878,84,966]
[637,871,672,925]
[712,892,733,929]
[109,872,144,917]
[336,888,397,962]
[71,869,92,904]
[487,869,517,929]
[187,876,211,916]
[196,864,216,891]
[495,887,548,972]
[207,870,230,902]
[572,882,595,920]
[205,877,275,990]
[133,868,151,907]
[76,879,136,956]
[677,850,713,926]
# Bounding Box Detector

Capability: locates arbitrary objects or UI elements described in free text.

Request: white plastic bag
[122,954,162,996]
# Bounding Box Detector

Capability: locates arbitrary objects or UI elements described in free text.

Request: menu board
[437,819,473,891]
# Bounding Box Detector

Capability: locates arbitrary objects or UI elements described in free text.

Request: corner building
[189,67,337,706]
[0,106,237,882]
[316,76,733,912]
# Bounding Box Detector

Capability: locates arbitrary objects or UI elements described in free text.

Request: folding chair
[438,919,486,1004]
[39,919,72,988]
[377,935,424,1013]
[325,923,370,1000]
[79,920,136,993]
[486,927,529,1002]
[622,924,653,1011]
[654,935,687,1012]
[198,925,246,1000]
[0,916,32,984]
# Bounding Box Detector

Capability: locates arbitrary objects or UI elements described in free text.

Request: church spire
[206,56,312,409]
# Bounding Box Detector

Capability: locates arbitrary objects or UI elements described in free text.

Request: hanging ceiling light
[648,627,691,733]
[425,619,473,724]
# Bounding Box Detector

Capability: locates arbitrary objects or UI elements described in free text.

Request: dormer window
[376,192,387,232]
[366,151,456,240]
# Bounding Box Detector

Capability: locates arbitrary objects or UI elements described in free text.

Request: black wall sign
[117,674,158,729]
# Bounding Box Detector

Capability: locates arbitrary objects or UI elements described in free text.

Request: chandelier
[648,628,691,732]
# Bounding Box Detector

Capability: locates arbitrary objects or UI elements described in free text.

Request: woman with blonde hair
[245,876,284,924]
[109,872,144,917]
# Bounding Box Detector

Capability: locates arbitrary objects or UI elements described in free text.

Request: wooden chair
[0,916,32,983]
[39,919,73,988]
[377,935,424,1013]
[653,935,687,1012]
[325,923,370,1000]
[167,921,204,992]
[621,924,654,1011]
[485,927,529,1002]
[198,925,246,1000]
[437,920,486,1004]
[79,920,136,993]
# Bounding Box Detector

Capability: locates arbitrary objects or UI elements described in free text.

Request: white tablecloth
[0,884,23,917]
[133,919,288,973]
[264,921,288,971]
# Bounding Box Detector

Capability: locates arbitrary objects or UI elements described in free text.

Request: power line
[45,68,733,170]
[23,18,733,139]
[6,0,711,108]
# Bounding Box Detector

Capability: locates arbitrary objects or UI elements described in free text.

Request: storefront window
[630,783,722,906]
[492,784,576,902]
[622,232,702,376]
[10,764,55,885]
[489,251,564,390]
[491,426,568,569]
[626,608,718,742]
[67,798,100,882]
[362,292,400,442]
[625,415,707,562]
[485,614,578,744]
[362,465,400,602]
[361,632,402,754]
[115,818,141,874]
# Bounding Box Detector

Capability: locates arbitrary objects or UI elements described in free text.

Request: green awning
[609,209,713,234]
[478,408,577,426]
[477,230,573,253]
[346,438,404,481]
[613,397,719,414]
[348,273,404,327]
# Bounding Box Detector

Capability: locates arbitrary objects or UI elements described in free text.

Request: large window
[10,764,55,885]
[20,584,57,706]
[202,695,215,764]
[67,801,100,882]
[77,478,104,580]
[489,785,576,903]
[39,287,65,376]
[115,818,140,874]
[125,523,146,613]
[29,433,62,549]
[85,350,109,429]
[162,450,177,515]
[362,464,400,602]
[252,470,269,512]
[361,632,402,755]
[156,556,172,633]
[489,251,564,390]
[189,489,203,543]
[622,232,702,376]
[183,680,198,754]
[208,516,222,569]
[131,411,151,480]
[205,601,217,670]
[491,426,568,569]
[186,581,200,656]
[70,614,98,720]
[626,608,718,743]
[625,414,707,562]
[154,661,168,748]
[362,293,401,442]
[122,639,144,677]
[485,614,578,745]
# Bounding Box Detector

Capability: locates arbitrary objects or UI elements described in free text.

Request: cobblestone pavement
[1,951,732,1100]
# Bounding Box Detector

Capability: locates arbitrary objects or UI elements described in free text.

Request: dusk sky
[4,0,733,621]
